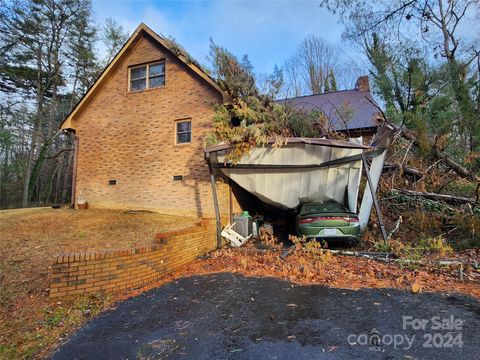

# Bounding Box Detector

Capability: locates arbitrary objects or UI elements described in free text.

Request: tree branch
[364,95,479,182]
[46,148,73,160]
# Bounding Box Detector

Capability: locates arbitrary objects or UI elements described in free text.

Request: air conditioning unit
[233,215,252,238]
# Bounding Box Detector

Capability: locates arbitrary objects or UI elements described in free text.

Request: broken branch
[46,148,74,160]
[383,162,423,179]
[365,96,479,183]
[393,188,478,205]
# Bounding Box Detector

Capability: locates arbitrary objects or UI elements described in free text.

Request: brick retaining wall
[49,219,216,297]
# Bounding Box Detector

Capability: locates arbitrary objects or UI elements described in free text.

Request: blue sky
[91,0,355,76]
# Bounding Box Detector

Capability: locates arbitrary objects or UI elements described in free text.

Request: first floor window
[176,119,191,144]
[129,61,165,92]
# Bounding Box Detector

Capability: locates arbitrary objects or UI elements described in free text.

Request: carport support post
[361,153,388,242]
[206,153,222,248]
[70,135,79,208]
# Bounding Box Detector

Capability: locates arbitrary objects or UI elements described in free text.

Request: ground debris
[169,247,480,300]
[392,188,478,205]
[123,209,158,215]
[364,134,480,252]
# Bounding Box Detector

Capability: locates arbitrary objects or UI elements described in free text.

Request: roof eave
[204,137,371,154]
[60,117,75,131]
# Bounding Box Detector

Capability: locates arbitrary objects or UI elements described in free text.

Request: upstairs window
[148,62,166,88]
[175,119,192,144]
[129,61,165,92]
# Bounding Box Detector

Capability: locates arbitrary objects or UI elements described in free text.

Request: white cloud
[92,0,349,74]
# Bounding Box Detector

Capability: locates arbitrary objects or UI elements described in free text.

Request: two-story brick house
[61,23,383,218]
[61,23,235,218]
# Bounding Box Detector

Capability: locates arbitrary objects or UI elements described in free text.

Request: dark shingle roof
[276,89,383,133]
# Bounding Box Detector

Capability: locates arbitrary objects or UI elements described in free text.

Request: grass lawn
[0,207,195,359]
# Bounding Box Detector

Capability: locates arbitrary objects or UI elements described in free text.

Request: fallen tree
[383,162,423,180]
[393,189,478,206]
[388,121,479,183]
[366,97,479,184]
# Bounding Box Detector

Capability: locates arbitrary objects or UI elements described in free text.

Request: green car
[295,201,361,245]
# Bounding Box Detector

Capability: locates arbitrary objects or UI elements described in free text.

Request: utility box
[233,215,253,238]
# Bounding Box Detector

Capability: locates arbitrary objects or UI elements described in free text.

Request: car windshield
[301,203,347,215]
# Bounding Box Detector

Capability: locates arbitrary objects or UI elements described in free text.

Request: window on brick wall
[175,119,192,144]
[129,61,165,92]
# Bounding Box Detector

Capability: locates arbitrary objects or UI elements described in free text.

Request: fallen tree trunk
[387,121,479,183]
[431,147,478,182]
[393,188,478,205]
[383,162,423,179]
[368,98,477,183]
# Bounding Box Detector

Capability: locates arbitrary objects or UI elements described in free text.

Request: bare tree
[282,35,355,97]
[283,56,305,97]
[256,65,284,99]
[299,36,337,94]
[322,0,480,153]
[321,0,479,62]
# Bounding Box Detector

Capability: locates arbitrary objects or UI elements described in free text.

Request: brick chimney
[355,75,370,92]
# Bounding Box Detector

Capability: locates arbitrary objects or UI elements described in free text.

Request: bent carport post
[361,152,388,242]
[206,152,222,248]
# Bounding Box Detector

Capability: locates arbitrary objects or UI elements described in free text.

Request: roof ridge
[276,88,358,101]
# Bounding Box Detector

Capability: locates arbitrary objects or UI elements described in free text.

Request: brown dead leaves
[173,247,480,300]
[411,280,422,294]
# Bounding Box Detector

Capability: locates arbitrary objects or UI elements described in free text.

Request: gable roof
[276,87,384,133]
[61,23,230,131]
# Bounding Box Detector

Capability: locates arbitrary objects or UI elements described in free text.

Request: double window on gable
[129,61,165,92]
[128,61,191,145]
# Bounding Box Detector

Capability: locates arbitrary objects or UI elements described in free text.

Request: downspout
[70,135,79,209]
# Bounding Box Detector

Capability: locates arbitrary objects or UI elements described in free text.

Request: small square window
[176,120,192,144]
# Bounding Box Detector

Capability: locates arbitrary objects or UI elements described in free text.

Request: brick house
[61,23,235,218]
[61,23,382,218]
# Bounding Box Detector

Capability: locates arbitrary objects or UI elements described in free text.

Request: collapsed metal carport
[205,125,394,247]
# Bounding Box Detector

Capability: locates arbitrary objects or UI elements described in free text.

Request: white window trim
[175,119,192,145]
[128,60,165,92]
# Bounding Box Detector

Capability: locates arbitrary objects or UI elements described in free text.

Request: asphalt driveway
[51,273,480,360]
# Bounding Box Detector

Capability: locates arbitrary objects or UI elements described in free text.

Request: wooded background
[0,0,479,209]
[0,0,128,209]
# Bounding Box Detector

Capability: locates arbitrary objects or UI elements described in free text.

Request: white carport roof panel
[217,143,363,210]
[348,164,362,212]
